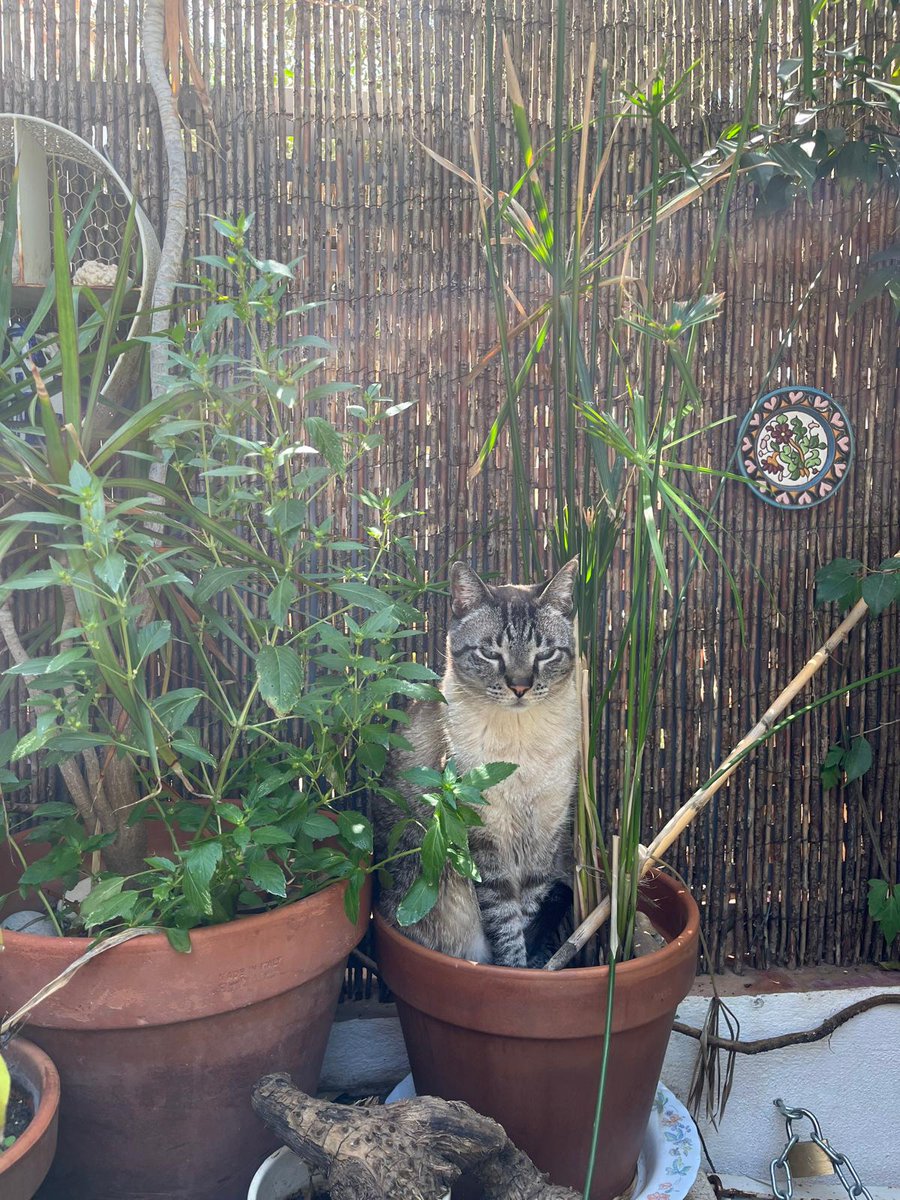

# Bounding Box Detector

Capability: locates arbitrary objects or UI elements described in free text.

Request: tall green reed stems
[428,2,774,1193]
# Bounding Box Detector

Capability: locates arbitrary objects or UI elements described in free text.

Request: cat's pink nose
[509,683,531,698]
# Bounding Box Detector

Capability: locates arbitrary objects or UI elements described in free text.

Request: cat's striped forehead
[466,589,546,645]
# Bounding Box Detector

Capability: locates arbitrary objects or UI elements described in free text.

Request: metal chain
[770,1100,873,1200]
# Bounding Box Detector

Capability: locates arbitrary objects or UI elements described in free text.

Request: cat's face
[447,560,578,708]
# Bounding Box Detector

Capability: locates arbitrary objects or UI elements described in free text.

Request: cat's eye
[535,648,560,663]
[476,647,504,664]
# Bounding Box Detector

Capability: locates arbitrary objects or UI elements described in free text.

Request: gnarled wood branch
[251,1073,581,1200]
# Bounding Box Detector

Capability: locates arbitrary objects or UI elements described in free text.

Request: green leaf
[151,688,204,733]
[844,736,873,783]
[460,761,518,791]
[94,553,127,595]
[267,577,298,627]
[304,415,345,472]
[0,728,19,768]
[80,875,139,930]
[136,621,172,663]
[192,566,255,606]
[421,821,447,886]
[862,570,900,616]
[183,841,223,888]
[247,856,287,898]
[336,811,373,852]
[401,765,445,791]
[396,876,439,927]
[822,744,845,769]
[868,879,900,946]
[251,825,295,846]
[165,927,192,953]
[302,812,337,839]
[256,646,303,715]
[815,558,863,605]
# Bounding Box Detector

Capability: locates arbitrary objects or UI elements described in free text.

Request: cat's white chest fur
[440,673,580,868]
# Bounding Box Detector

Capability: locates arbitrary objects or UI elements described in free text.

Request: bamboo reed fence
[0,0,897,971]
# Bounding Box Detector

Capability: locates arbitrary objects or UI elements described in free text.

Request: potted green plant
[0,1039,60,1200]
[0,202,438,1200]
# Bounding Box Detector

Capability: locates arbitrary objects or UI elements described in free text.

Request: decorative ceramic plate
[737,386,853,509]
[384,1077,701,1200]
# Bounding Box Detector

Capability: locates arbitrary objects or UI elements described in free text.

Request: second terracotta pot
[375,871,699,1200]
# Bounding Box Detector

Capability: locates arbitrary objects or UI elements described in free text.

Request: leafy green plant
[0,208,471,944]
[387,760,517,926]
[816,553,899,956]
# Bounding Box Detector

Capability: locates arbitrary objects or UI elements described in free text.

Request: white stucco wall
[663,987,899,1187]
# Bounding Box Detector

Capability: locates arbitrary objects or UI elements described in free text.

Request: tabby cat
[374,559,580,967]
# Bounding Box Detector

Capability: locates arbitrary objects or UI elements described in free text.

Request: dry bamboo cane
[545,551,900,971]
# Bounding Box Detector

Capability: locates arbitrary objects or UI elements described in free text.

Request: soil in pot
[3,1082,35,1149]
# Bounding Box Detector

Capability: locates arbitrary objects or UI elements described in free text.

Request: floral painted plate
[737,386,853,509]
[632,1084,702,1200]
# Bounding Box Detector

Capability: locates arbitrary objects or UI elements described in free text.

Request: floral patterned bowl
[633,1084,702,1200]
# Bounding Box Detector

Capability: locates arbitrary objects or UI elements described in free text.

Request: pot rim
[1,832,359,957]
[0,1036,60,1179]
[375,868,699,988]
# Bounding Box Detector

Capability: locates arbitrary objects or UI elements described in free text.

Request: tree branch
[251,1074,580,1200]
[673,991,900,1056]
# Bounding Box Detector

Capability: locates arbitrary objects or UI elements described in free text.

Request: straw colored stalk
[546,552,900,971]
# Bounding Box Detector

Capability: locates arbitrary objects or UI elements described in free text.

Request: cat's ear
[538,557,578,615]
[450,562,490,618]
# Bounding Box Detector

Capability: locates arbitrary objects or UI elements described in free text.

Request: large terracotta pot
[1,1037,60,1200]
[0,836,370,1200]
[375,870,699,1200]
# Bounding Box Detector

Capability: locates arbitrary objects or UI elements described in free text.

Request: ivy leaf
[396,876,439,927]
[862,570,900,616]
[815,558,862,606]
[844,736,873,783]
[255,646,303,716]
[868,879,900,946]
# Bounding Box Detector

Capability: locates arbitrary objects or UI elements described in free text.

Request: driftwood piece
[251,1073,581,1200]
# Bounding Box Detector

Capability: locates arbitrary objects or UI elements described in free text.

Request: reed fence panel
[1,0,897,969]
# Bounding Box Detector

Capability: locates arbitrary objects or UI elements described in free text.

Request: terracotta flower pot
[0,837,370,1200]
[375,870,699,1200]
[0,1037,60,1200]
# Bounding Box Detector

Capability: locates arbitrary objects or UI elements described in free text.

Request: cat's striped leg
[475,875,528,967]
